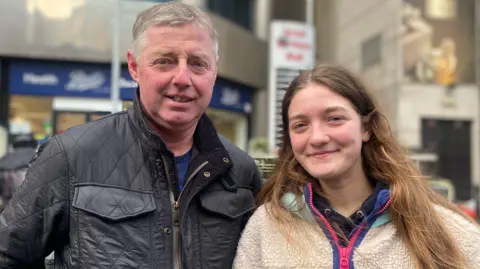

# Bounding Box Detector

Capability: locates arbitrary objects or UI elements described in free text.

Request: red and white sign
[270,21,315,69]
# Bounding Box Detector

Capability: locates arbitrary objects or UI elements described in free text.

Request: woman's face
[288,83,370,181]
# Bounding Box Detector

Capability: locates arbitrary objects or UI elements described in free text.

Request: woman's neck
[319,171,373,217]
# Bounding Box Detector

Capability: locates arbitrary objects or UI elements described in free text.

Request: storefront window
[123,101,133,110]
[206,108,248,150]
[9,95,53,141]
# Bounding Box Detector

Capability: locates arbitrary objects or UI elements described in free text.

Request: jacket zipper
[307,184,392,269]
[162,156,208,269]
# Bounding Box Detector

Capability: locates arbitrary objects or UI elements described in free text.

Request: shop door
[53,111,110,134]
[421,118,472,200]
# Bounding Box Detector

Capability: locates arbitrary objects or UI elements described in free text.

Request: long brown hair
[257,64,473,269]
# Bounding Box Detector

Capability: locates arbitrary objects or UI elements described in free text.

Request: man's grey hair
[132,2,219,58]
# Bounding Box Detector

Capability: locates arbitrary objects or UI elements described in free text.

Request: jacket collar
[281,182,392,228]
[128,87,230,159]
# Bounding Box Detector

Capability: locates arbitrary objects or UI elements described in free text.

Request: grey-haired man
[0,2,262,268]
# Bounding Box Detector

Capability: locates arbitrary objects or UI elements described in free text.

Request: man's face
[127,23,218,129]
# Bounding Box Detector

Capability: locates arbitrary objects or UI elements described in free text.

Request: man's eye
[191,61,207,67]
[156,58,173,65]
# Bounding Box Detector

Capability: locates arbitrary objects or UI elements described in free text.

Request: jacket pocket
[72,184,157,221]
[199,184,255,219]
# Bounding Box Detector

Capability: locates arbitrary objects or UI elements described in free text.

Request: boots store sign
[8,59,137,99]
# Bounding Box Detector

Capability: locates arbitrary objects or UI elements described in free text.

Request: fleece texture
[233,204,480,269]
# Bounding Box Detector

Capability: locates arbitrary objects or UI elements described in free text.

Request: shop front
[7,59,136,144]
[8,59,253,150]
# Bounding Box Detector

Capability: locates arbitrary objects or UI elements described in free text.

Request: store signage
[210,78,253,114]
[220,87,241,106]
[9,60,137,99]
[268,20,315,152]
[65,70,106,92]
[270,21,315,70]
[9,59,254,114]
[23,73,59,86]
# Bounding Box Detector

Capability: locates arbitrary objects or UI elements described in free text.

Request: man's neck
[319,169,373,218]
[147,118,196,157]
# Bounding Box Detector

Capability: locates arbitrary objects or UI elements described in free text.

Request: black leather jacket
[0,92,263,269]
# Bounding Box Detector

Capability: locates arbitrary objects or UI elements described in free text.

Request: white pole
[110,0,121,113]
[306,0,314,25]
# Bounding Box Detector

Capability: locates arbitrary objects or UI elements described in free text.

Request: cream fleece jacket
[233,205,480,269]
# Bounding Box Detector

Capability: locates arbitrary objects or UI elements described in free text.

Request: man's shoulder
[218,135,256,170]
[56,111,130,153]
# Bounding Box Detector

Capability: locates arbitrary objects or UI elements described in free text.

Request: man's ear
[127,50,139,82]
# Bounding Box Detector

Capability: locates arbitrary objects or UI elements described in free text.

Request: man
[0,2,262,269]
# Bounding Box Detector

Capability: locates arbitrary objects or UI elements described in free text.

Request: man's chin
[161,114,198,127]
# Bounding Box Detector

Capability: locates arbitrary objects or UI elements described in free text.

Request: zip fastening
[162,155,209,269]
[307,183,392,269]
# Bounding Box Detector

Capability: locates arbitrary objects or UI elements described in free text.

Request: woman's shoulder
[248,204,275,227]
[434,205,480,265]
[434,205,480,235]
[247,203,307,232]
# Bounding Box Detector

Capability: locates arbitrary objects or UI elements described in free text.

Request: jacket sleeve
[233,206,265,269]
[0,137,69,268]
[250,165,264,197]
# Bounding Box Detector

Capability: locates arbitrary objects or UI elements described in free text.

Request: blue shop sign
[8,60,137,99]
[210,78,253,114]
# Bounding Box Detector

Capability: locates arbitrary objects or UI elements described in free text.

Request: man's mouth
[167,96,193,103]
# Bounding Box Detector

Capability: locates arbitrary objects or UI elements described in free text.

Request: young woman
[234,65,480,269]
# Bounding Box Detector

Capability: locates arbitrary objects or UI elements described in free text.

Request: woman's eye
[292,123,307,130]
[327,116,345,122]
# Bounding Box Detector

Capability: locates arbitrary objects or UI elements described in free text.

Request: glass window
[362,34,382,70]
[9,95,53,141]
[207,0,252,30]
[206,108,248,150]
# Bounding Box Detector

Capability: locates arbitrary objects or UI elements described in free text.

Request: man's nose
[172,61,191,89]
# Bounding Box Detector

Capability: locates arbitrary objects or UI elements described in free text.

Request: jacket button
[204,171,211,177]
[223,157,229,163]
[155,159,161,166]
[164,228,171,235]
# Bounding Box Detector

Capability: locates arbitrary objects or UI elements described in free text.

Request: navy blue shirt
[175,149,192,192]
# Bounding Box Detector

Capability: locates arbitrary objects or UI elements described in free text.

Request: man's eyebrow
[189,52,209,59]
[156,52,176,57]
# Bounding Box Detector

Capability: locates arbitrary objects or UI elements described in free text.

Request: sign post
[110,0,122,113]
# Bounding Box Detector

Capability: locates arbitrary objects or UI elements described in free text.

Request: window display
[8,95,53,141]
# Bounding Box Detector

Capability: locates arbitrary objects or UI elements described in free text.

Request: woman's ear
[361,113,373,142]
[362,130,371,142]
